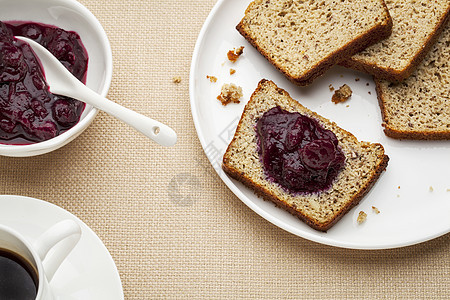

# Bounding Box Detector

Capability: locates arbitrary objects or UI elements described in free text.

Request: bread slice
[376,22,450,139]
[341,0,450,82]
[236,0,392,86]
[222,80,389,231]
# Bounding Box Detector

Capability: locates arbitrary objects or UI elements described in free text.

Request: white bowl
[0,0,112,157]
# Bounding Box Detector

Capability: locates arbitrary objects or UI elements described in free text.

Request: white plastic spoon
[17,36,177,147]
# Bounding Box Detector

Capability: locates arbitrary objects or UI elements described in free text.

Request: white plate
[0,195,124,299]
[0,0,113,156]
[190,0,450,249]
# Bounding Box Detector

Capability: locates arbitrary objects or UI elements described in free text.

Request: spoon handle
[65,82,177,146]
[56,83,177,146]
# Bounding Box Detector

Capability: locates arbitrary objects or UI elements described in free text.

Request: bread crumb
[217,83,243,106]
[332,84,352,104]
[368,91,372,95]
[366,83,370,86]
[357,211,367,224]
[172,76,181,83]
[230,69,236,75]
[227,46,244,62]
[346,104,349,108]
[355,78,360,81]
[429,186,434,192]
[372,206,380,214]
[328,84,334,91]
[206,75,217,83]
[398,186,401,189]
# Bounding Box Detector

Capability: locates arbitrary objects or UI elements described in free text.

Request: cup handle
[33,219,82,282]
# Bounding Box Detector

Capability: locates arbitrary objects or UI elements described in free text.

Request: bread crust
[236,1,393,86]
[222,79,389,231]
[341,6,450,82]
[223,153,388,232]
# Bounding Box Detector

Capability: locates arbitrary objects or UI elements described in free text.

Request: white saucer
[0,195,124,299]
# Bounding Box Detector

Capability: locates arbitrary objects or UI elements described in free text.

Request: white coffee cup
[0,219,81,299]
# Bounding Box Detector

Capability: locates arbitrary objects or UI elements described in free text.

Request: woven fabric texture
[0,0,449,299]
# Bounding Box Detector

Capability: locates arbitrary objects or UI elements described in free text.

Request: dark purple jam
[256,106,345,194]
[0,21,88,144]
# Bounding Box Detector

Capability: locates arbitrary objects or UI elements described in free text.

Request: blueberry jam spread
[0,21,88,144]
[256,106,345,194]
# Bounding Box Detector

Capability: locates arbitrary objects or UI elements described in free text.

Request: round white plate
[190,0,450,249]
[0,195,124,299]
[0,0,113,157]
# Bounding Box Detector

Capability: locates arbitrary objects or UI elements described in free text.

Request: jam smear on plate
[256,106,345,194]
[0,21,88,144]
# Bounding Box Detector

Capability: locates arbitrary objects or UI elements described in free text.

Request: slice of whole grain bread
[376,22,450,139]
[236,0,392,86]
[222,79,389,231]
[341,0,450,82]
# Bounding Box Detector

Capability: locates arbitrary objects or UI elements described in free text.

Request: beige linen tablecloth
[1,0,449,298]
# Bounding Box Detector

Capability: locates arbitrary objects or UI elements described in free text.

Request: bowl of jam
[0,0,112,156]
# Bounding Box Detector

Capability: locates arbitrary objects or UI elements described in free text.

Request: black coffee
[0,248,38,300]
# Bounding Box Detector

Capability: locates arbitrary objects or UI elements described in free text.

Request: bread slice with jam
[222,80,389,231]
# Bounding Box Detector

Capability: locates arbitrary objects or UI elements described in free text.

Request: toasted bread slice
[236,0,392,86]
[222,80,389,231]
[376,23,450,139]
[341,0,450,82]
